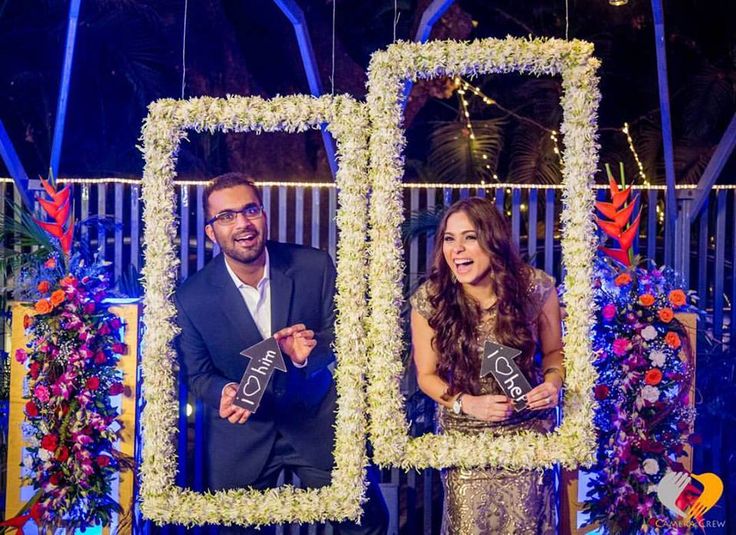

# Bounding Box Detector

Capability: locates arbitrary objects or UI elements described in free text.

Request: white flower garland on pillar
[365,37,601,470]
[139,95,371,526]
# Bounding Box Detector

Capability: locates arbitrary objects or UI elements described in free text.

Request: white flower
[38,449,52,462]
[365,37,600,470]
[22,455,34,469]
[642,458,660,475]
[139,94,370,525]
[641,385,661,403]
[641,325,658,341]
[649,350,666,367]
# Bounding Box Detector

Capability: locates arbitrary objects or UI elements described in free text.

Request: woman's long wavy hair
[427,197,535,396]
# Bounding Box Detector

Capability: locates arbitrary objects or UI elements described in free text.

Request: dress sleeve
[409,281,435,319]
[528,269,557,319]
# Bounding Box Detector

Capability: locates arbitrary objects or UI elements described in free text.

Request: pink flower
[94,351,107,364]
[83,301,96,314]
[601,303,617,322]
[112,343,127,355]
[109,382,124,395]
[14,349,28,364]
[34,385,50,403]
[612,338,630,356]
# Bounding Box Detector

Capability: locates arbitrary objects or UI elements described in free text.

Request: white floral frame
[139,95,370,526]
[365,38,601,470]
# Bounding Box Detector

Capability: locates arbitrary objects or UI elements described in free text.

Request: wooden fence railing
[1,178,734,533]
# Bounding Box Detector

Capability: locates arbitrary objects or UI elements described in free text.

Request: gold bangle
[543,367,565,382]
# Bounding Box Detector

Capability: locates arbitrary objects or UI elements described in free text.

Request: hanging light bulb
[609,0,628,5]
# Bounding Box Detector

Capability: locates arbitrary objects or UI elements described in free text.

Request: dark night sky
[0,0,734,184]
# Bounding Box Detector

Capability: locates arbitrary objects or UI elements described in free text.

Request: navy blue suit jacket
[174,241,337,489]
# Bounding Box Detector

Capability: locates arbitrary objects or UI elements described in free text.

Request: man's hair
[203,172,262,218]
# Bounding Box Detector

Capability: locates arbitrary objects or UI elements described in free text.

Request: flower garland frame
[365,37,602,469]
[139,95,371,526]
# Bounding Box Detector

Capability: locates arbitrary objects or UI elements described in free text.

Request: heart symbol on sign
[242,375,261,397]
[495,356,514,376]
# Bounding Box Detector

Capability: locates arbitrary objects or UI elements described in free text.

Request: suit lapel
[207,254,263,346]
[268,244,294,334]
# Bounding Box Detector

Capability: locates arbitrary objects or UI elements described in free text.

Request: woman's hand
[460,394,513,422]
[526,374,562,410]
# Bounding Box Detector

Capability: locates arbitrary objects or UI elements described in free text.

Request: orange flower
[50,289,65,307]
[60,275,77,287]
[665,331,681,349]
[658,307,674,323]
[44,257,56,269]
[639,294,655,307]
[668,289,687,308]
[34,299,53,314]
[614,273,632,286]
[645,368,663,386]
[37,280,51,293]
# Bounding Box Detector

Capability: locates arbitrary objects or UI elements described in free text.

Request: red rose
[41,434,59,452]
[37,280,51,293]
[49,473,61,485]
[29,362,41,379]
[94,351,107,364]
[594,385,610,401]
[645,368,663,386]
[25,401,39,418]
[85,377,100,391]
[658,307,675,323]
[56,445,69,462]
[109,382,124,395]
[112,343,128,355]
[96,455,111,467]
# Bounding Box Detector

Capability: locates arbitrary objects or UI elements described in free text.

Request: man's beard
[219,231,265,265]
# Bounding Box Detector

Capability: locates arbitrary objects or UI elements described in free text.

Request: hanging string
[330,0,336,94]
[565,0,569,40]
[393,0,399,42]
[180,0,189,99]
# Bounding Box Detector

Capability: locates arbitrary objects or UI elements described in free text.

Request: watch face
[452,400,461,414]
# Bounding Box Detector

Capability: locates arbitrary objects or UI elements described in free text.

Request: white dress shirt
[224,249,272,339]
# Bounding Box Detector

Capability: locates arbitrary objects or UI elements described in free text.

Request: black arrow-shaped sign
[233,337,287,413]
[481,340,532,411]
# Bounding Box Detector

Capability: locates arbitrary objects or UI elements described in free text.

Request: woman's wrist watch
[452,393,465,415]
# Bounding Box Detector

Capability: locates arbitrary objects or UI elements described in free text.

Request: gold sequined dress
[410,269,558,535]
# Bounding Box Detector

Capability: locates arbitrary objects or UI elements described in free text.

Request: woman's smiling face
[442,210,492,287]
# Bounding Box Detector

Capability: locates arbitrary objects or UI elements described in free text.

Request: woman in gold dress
[410,197,565,534]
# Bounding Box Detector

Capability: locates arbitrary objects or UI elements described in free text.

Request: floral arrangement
[584,169,697,532]
[364,37,601,469]
[138,94,371,526]
[1,180,130,532]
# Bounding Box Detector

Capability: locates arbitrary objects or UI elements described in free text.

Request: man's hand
[219,383,251,424]
[273,323,317,365]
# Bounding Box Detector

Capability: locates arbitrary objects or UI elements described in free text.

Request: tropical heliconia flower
[33,178,74,256]
[596,164,641,267]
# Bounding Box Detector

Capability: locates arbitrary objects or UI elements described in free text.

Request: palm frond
[506,125,561,184]
[427,117,506,183]
[401,205,446,245]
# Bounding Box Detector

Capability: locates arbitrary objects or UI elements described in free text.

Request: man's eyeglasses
[206,204,264,226]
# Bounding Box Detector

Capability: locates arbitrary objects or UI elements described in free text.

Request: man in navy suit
[175,173,387,535]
